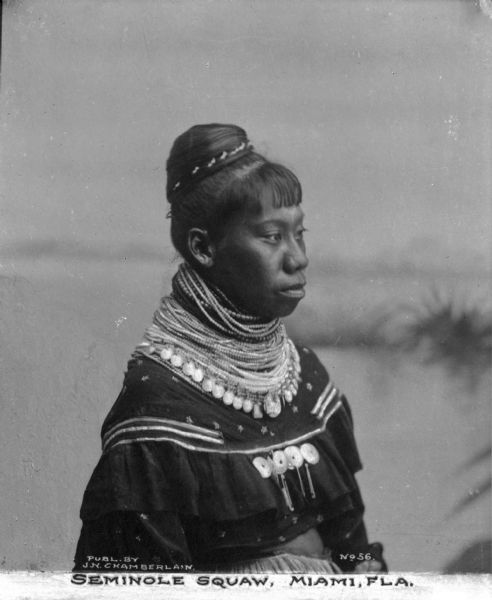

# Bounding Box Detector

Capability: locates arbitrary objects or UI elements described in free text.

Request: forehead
[248,192,304,226]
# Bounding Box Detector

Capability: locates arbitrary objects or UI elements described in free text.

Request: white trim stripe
[103,425,224,451]
[321,397,343,426]
[107,435,227,453]
[103,416,222,445]
[315,386,338,419]
[310,381,334,416]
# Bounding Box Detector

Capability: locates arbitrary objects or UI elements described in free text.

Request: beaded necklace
[133,263,301,419]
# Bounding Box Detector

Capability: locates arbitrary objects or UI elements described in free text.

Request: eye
[264,232,282,243]
[295,227,308,241]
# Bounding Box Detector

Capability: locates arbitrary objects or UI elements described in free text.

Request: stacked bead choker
[133,263,301,419]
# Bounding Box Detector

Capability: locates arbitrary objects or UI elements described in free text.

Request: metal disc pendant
[170,353,183,368]
[160,346,173,361]
[272,450,288,475]
[223,390,234,406]
[192,367,204,383]
[283,389,293,403]
[253,456,272,478]
[183,361,195,376]
[202,378,214,393]
[284,445,303,469]
[232,395,243,410]
[300,442,320,465]
[212,382,225,399]
[242,398,253,413]
[264,393,281,418]
[253,403,263,419]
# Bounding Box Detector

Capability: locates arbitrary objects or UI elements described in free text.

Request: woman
[74,123,386,573]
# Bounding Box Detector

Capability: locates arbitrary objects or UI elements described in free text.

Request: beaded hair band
[171,140,254,193]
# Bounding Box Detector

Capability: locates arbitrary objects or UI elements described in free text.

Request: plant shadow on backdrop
[294,285,491,573]
[378,288,490,573]
[384,289,491,574]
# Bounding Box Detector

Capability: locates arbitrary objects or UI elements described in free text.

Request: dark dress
[74,345,374,572]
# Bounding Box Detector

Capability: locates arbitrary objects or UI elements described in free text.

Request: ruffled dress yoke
[74,345,368,570]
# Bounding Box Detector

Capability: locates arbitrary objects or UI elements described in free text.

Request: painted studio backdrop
[1,0,491,573]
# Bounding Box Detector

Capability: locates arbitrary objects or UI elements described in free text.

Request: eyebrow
[255,217,305,228]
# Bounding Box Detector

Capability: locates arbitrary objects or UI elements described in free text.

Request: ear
[187,228,216,268]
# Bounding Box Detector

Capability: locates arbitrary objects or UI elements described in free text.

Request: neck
[171,262,280,342]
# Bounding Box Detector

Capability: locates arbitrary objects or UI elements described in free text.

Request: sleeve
[313,379,387,572]
[73,510,193,571]
[326,516,388,573]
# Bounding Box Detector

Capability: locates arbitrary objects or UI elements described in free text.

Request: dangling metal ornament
[300,443,320,499]
[251,442,321,510]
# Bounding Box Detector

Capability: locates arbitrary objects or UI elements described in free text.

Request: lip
[278,284,306,299]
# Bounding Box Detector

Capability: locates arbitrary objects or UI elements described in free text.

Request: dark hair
[166,123,302,265]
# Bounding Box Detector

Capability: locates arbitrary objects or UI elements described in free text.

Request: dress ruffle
[80,346,363,524]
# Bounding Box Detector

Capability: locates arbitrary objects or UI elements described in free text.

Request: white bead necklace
[133,264,301,418]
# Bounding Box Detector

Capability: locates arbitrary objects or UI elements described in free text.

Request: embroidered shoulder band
[101,387,342,455]
[102,417,225,453]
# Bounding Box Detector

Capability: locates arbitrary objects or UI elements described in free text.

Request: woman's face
[208,192,309,320]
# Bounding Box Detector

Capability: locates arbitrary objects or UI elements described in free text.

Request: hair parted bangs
[223,160,302,215]
[203,157,302,243]
[169,152,302,264]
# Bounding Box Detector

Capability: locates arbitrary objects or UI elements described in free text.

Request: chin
[266,300,301,320]
[277,306,299,319]
[245,295,302,321]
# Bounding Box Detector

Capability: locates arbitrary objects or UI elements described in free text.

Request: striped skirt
[212,552,342,574]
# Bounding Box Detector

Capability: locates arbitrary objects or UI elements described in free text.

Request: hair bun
[166,123,252,198]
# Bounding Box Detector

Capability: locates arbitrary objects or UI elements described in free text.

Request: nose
[284,239,309,274]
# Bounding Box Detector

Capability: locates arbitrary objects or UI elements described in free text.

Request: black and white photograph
[1,1,491,598]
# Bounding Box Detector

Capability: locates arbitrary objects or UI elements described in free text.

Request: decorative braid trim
[171,141,253,192]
